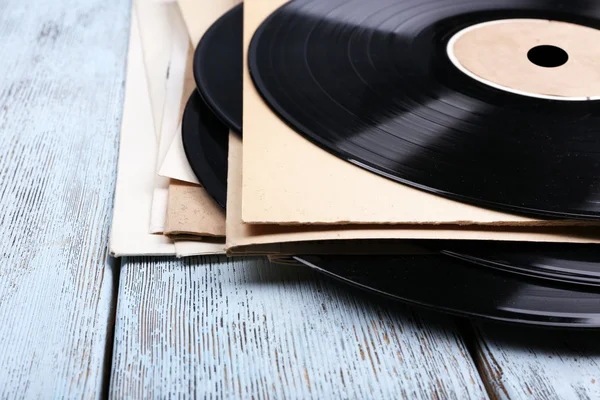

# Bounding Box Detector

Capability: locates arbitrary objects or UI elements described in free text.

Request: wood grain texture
[0,0,130,396]
[110,256,488,399]
[472,323,600,399]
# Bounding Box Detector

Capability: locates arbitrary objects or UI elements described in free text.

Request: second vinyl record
[182,91,229,209]
[194,3,243,133]
[440,242,600,288]
[295,253,600,328]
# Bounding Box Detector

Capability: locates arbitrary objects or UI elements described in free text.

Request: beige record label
[447,19,600,100]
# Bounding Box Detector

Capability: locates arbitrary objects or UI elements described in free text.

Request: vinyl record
[194,3,243,133]
[182,91,229,209]
[248,0,600,220]
[295,254,600,328]
[440,242,600,287]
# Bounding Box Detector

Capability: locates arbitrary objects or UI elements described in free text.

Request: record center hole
[527,45,568,68]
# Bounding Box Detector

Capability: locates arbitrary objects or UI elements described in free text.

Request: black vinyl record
[248,0,600,220]
[194,3,243,133]
[182,91,229,209]
[295,254,600,328]
[440,242,600,288]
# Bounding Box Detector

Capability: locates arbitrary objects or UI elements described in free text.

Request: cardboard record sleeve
[109,2,225,257]
[227,133,600,256]
[176,0,241,46]
[164,180,226,237]
[159,0,231,240]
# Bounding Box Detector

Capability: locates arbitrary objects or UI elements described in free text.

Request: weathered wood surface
[473,323,600,400]
[0,0,130,397]
[6,0,600,398]
[110,256,488,399]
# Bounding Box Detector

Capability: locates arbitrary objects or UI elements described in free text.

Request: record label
[447,18,600,100]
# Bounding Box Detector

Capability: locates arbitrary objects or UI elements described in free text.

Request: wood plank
[472,323,600,399]
[0,0,130,396]
[110,256,489,399]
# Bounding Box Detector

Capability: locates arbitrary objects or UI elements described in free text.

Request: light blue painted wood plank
[110,256,488,399]
[0,0,130,397]
[473,323,600,399]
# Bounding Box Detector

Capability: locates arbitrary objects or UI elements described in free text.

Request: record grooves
[248,0,600,220]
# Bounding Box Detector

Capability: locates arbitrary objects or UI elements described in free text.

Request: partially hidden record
[440,241,600,288]
[249,0,600,220]
[182,91,229,209]
[183,3,241,209]
[295,253,600,328]
[194,3,243,134]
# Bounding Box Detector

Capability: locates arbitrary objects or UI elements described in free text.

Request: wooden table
[1,0,599,398]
